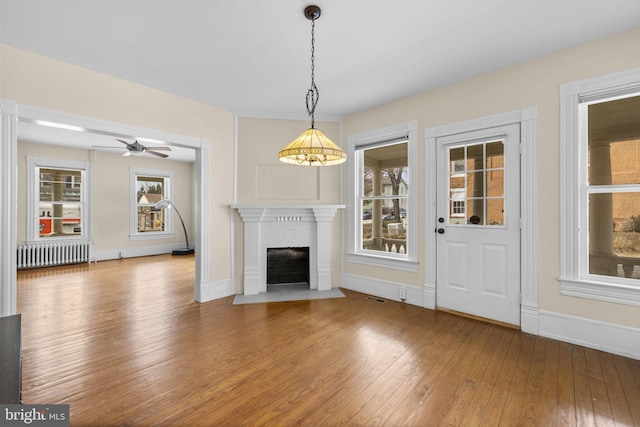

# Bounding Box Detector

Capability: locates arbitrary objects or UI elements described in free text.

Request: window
[27,157,92,242]
[130,168,174,240]
[560,68,640,306]
[348,121,418,270]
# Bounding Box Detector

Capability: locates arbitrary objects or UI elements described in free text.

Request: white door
[435,124,521,325]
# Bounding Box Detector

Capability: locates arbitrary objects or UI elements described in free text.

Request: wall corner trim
[198,278,235,303]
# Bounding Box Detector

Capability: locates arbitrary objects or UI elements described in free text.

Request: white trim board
[341,273,425,307]
[538,310,640,360]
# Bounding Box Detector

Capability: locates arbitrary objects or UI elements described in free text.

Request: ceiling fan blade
[146,150,169,158]
[116,138,136,148]
[145,146,172,151]
[92,145,124,149]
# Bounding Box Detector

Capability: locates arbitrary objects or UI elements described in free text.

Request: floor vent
[365,296,387,304]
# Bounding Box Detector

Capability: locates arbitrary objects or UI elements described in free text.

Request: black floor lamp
[154,198,194,255]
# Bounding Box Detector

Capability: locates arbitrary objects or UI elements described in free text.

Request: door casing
[424,108,539,333]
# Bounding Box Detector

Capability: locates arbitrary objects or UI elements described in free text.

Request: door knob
[437,228,445,234]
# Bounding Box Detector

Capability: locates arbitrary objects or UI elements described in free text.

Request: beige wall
[342,27,640,327]
[4,24,640,324]
[17,141,194,254]
[234,118,343,292]
[1,45,235,282]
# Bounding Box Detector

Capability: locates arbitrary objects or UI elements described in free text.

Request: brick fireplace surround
[233,205,343,295]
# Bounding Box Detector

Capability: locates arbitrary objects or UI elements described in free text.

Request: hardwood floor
[17,255,640,426]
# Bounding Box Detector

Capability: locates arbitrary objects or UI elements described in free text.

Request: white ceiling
[2,0,640,161]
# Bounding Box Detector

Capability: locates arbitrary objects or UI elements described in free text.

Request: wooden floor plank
[572,346,597,426]
[557,342,579,427]
[15,255,640,426]
[495,332,536,426]
[598,351,636,427]
[612,354,640,426]
[534,339,560,427]
[585,348,617,427]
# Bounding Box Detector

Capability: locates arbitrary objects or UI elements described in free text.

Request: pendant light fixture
[278,5,347,166]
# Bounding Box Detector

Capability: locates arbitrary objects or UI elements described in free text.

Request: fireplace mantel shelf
[231,204,345,210]
[232,205,345,223]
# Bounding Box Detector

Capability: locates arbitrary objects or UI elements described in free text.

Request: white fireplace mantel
[232,205,344,295]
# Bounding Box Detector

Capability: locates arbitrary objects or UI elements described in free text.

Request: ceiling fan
[93,139,172,158]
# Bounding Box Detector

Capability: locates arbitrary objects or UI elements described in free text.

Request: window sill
[560,277,640,307]
[348,252,419,272]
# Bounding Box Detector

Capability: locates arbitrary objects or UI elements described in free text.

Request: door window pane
[487,170,504,197]
[447,140,504,226]
[487,198,505,226]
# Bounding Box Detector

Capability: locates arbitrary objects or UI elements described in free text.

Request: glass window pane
[588,95,640,185]
[486,141,504,168]
[486,199,504,226]
[38,167,83,237]
[487,170,504,197]
[136,176,164,204]
[363,167,374,196]
[450,147,465,172]
[589,192,640,280]
[383,168,408,195]
[40,168,82,202]
[138,206,165,232]
[357,140,409,257]
[450,175,464,190]
[467,171,484,198]
[361,197,406,254]
[449,191,466,224]
[466,199,484,226]
[136,175,168,233]
[466,144,484,171]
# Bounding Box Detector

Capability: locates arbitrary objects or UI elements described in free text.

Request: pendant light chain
[306,18,319,129]
[278,5,346,166]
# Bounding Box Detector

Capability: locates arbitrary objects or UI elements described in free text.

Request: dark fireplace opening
[267,247,310,288]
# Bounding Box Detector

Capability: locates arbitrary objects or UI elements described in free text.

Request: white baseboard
[521,304,540,335]
[341,273,426,307]
[92,243,182,262]
[342,274,639,360]
[199,278,235,303]
[538,310,640,360]
[424,283,436,309]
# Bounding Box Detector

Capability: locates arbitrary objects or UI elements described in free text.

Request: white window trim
[26,156,93,244]
[130,167,175,241]
[559,66,640,306]
[347,121,418,272]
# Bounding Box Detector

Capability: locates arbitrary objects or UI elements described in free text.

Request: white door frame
[424,107,539,333]
[0,100,212,317]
